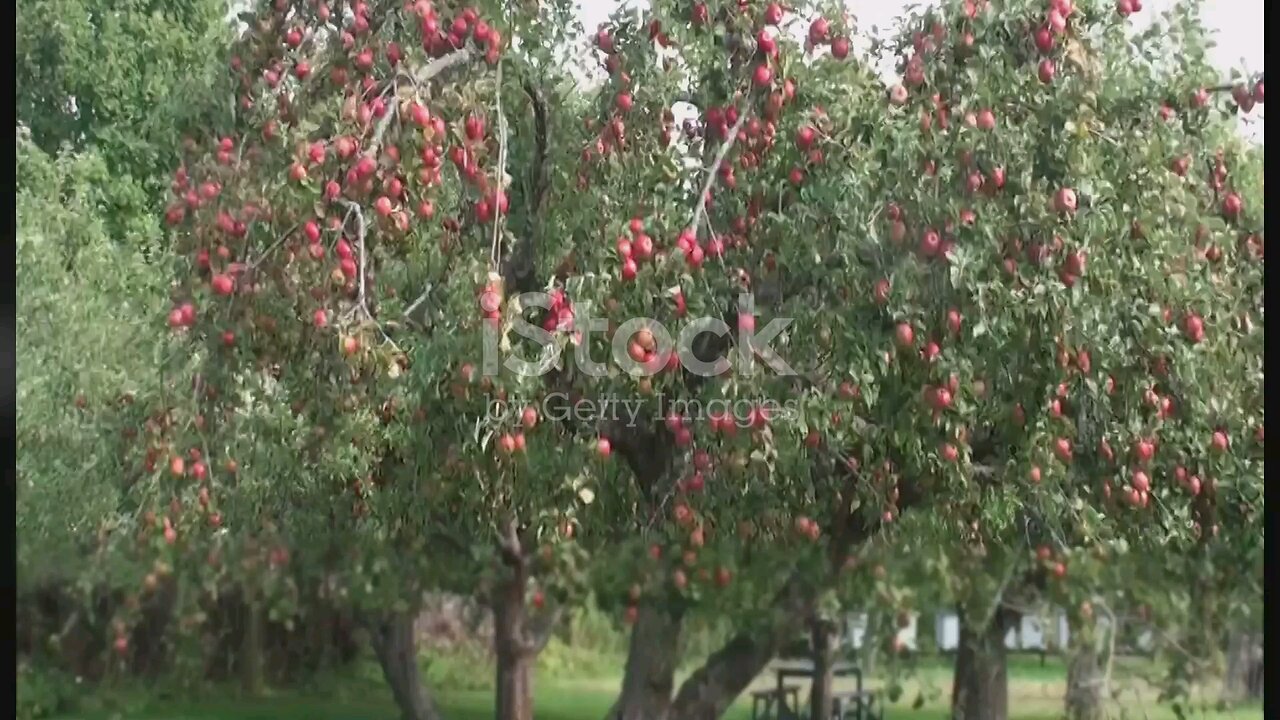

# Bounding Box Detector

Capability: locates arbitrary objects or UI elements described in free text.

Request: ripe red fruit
[873,279,891,305]
[1054,187,1077,214]
[498,433,517,454]
[616,93,633,112]
[757,29,776,56]
[796,126,817,150]
[1029,466,1042,484]
[1182,313,1205,343]
[715,567,732,588]
[1232,84,1254,112]
[930,386,953,410]
[919,229,942,257]
[521,407,538,429]
[464,115,486,142]
[1222,193,1242,219]
[1064,251,1086,276]
[976,109,996,130]
[752,64,773,87]
[940,443,959,463]
[211,274,235,296]
[831,37,850,59]
[170,456,185,477]
[788,167,805,186]
[313,309,328,328]
[342,336,360,355]
[764,2,784,25]
[596,437,612,458]
[1034,26,1054,52]
[1048,8,1067,33]
[1132,469,1150,493]
[1211,431,1229,452]
[621,258,638,281]
[374,196,393,217]
[691,2,708,25]
[1053,438,1073,463]
[632,234,654,259]
[894,323,915,348]
[1038,59,1056,84]
[946,308,962,335]
[808,17,830,44]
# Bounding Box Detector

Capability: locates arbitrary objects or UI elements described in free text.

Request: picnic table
[750,660,883,720]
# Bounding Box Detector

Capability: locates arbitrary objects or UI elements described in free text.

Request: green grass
[41,652,1262,720]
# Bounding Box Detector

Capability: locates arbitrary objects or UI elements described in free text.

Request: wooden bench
[750,684,802,720]
[831,689,882,720]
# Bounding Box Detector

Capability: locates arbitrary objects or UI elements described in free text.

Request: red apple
[894,323,915,348]
[1038,59,1056,84]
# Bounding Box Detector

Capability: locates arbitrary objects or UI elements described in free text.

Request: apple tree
[113,0,603,716]
[115,2,1262,720]
[552,1,1263,719]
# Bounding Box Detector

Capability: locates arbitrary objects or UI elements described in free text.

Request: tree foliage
[18,0,1264,717]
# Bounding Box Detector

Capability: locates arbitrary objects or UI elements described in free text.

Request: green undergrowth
[25,649,1261,720]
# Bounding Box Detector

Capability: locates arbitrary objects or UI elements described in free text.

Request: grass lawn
[52,654,1261,720]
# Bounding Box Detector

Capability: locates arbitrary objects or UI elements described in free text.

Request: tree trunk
[241,598,265,697]
[668,571,814,720]
[493,564,535,720]
[1064,644,1103,720]
[1223,630,1264,702]
[496,651,534,720]
[950,607,1012,720]
[369,611,443,720]
[809,618,835,720]
[605,604,684,720]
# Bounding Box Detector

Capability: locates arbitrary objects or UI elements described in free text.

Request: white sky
[575,0,1263,142]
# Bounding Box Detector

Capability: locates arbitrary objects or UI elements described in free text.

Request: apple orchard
[104,0,1264,719]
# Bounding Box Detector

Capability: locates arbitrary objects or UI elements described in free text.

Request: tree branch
[413,47,475,85]
[336,200,368,318]
[497,516,524,567]
[522,606,564,655]
[689,109,750,234]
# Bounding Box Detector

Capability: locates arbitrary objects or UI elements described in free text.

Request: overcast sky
[575,0,1263,141]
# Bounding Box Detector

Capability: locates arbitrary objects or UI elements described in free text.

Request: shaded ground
[50,653,1261,720]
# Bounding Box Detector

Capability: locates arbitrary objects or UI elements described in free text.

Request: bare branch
[336,200,368,316]
[369,81,399,149]
[413,47,475,85]
[490,60,508,270]
[249,221,302,270]
[688,109,750,234]
[522,606,564,655]
[497,516,523,566]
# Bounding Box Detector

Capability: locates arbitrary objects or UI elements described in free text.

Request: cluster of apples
[616,216,659,280]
